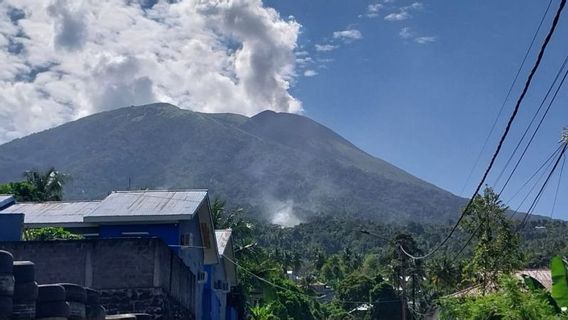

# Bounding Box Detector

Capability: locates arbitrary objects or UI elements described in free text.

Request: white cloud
[366,3,383,18]
[296,56,313,65]
[384,11,410,21]
[415,36,436,44]
[315,43,338,52]
[384,1,423,22]
[0,0,303,143]
[333,28,363,41]
[399,27,413,39]
[408,2,423,10]
[303,70,318,77]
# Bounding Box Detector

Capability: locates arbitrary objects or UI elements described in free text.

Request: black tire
[36,301,70,318]
[0,296,12,317]
[11,302,35,320]
[0,274,14,297]
[68,301,86,320]
[58,284,86,303]
[0,251,13,274]
[13,281,38,302]
[12,262,34,283]
[85,288,99,305]
[38,284,66,302]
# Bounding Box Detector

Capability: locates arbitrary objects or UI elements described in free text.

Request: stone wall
[0,238,196,319]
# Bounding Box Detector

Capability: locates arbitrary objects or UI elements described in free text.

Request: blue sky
[267,0,568,219]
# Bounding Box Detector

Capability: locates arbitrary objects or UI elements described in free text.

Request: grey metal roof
[215,229,232,255]
[0,195,15,208]
[0,201,99,226]
[83,190,208,223]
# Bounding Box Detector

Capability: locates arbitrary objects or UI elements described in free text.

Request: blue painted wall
[99,224,180,246]
[0,213,24,241]
[202,265,222,320]
[227,307,237,320]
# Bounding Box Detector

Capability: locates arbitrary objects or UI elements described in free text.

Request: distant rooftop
[1,201,99,226]
[0,195,15,209]
[0,190,209,226]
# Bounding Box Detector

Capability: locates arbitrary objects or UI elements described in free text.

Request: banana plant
[551,255,568,311]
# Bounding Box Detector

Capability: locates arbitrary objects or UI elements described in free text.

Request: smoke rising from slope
[265,198,301,227]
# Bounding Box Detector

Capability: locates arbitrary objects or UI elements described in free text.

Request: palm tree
[23,167,67,201]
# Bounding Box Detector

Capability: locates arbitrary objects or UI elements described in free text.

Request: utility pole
[398,244,407,320]
[411,262,416,320]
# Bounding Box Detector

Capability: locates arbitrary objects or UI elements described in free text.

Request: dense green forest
[214,187,568,319]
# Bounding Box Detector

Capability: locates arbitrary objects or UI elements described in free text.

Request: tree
[439,276,561,320]
[0,168,67,202]
[24,227,82,241]
[320,255,346,288]
[23,168,67,201]
[462,187,523,293]
[0,182,35,201]
[426,256,462,294]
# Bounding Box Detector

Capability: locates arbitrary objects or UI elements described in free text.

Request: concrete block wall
[0,238,196,319]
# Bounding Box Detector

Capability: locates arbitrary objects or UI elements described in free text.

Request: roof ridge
[112,189,209,193]
[16,200,101,204]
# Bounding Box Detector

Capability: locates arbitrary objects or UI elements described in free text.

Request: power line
[495,55,568,195]
[400,0,567,260]
[505,144,563,204]
[550,155,566,219]
[460,0,554,195]
[509,147,561,219]
[518,143,568,229]
[453,143,566,260]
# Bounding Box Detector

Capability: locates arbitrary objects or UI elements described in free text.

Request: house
[213,230,238,320]
[0,190,238,320]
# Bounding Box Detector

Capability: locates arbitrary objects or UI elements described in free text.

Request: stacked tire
[36,284,69,320]
[12,261,37,320]
[85,288,105,320]
[0,251,14,320]
[59,284,86,320]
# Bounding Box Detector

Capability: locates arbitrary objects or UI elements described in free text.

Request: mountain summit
[0,103,464,224]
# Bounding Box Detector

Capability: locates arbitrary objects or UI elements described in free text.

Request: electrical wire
[400,0,567,260]
[550,156,566,219]
[518,143,568,229]
[505,144,563,204]
[510,147,561,219]
[460,0,554,195]
[496,55,568,195]
[453,144,566,260]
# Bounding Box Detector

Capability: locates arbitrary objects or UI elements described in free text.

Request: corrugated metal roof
[0,201,99,225]
[518,269,551,290]
[0,195,15,208]
[449,269,552,298]
[215,229,232,255]
[83,190,208,223]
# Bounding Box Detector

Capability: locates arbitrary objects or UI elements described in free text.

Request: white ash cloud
[0,0,302,143]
